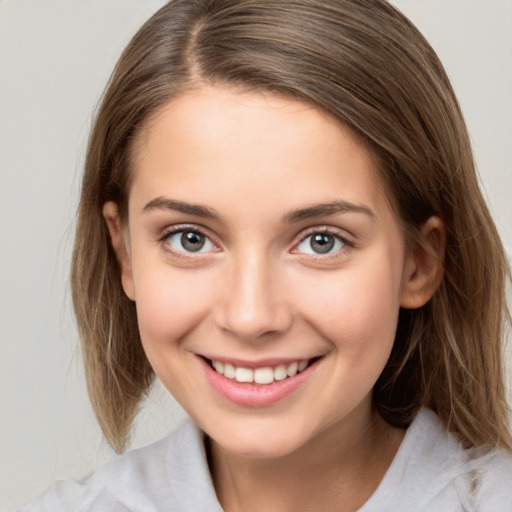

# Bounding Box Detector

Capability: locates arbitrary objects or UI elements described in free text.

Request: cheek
[132,265,214,349]
[130,266,216,408]
[292,263,403,418]
[293,262,402,352]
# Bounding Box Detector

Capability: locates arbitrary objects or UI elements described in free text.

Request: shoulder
[465,444,512,511]
[12,419,222,512]
[361,409,512,512]
[411,410,512,511]
[419,410,512,511]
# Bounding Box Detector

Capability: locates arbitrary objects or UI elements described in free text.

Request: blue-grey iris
[181,231,205,252]
[310,233,335,253]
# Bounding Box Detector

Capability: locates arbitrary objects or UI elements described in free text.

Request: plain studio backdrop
[0,1,511,510]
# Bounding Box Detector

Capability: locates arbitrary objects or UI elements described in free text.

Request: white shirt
[13,409,512,511]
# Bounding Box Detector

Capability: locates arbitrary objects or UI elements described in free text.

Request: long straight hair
[71,0,511,453]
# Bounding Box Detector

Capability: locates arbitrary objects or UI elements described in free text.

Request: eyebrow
[282,201,376,223]
[142,197,375,224]
[142,197,223,220]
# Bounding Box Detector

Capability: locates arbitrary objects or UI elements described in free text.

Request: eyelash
[158,224,219,259]
[293,228,354,258]
[157,225,354,259]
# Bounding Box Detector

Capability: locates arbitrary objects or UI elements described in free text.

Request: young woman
[15,1,512,510]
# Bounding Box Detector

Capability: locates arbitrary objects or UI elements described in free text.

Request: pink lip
[199,356,321,408]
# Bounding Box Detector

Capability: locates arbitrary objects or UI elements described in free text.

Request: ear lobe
[103,201,135,301]
[400,216,446,310]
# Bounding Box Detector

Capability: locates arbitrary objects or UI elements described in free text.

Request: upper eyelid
[158,225,221,259]
[158,223,214,241]
[156,224,354,250]
[298,227,340,239]
[158,224,221,254]
[291,227,356,257]
[295,225,354,243]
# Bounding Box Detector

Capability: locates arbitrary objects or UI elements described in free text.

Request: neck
[208,406,405,512]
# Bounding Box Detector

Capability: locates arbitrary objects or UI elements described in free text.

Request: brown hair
[71,0,511,453]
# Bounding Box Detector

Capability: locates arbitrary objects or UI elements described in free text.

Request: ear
[103,201,135,301]
[400,216,446,309]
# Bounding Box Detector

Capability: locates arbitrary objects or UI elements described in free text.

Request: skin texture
[104,86,445,511]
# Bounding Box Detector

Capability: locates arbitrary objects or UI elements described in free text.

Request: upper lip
[198,354,321,369]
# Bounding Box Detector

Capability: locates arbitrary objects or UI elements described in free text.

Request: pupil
[181,231,205,252]
[311,233,334,254]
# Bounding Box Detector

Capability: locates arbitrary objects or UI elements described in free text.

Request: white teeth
[298,360,308,372]
[286,362,298,377]
[224,363,236,379]
[212,360,224,374]
[235,367,254,383]
[274,365,288,381]
[254,367,274,384]
[210,359,312,385]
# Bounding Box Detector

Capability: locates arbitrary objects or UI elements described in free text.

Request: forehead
[129,86,391,221]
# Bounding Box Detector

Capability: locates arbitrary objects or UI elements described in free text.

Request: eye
[165,229,216,253]
[296,232,346,255]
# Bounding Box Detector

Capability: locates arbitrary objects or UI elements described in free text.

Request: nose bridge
[215,248,291,341]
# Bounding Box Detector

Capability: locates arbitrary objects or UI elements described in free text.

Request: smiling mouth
[204,357,319,385]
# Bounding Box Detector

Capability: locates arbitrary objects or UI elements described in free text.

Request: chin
[217,436,304,460]
[204,415,316,460]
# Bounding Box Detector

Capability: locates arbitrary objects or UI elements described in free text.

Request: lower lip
[200,357,320,407]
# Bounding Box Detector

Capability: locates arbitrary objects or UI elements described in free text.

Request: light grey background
[1,1,511,510]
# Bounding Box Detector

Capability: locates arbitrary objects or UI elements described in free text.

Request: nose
[214,253,292,342]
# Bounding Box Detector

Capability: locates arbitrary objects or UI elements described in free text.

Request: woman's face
[110,86,418,459]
